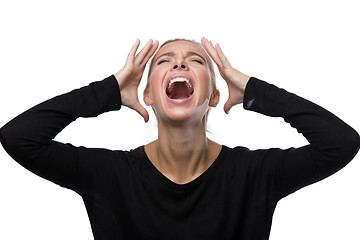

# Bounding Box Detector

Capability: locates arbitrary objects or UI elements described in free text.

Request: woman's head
[146,39,216,91]
[143,39,219,126]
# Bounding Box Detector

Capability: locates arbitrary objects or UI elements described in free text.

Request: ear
[143,88,153,106]
[209,89,220,107]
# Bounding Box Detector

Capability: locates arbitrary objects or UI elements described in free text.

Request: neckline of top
[138,145,228,190]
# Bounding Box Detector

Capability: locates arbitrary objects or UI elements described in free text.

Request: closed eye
[157,59,169,65]
[192,59,203,64]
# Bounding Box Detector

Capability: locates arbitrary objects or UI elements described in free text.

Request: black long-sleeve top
[0,75,359,240]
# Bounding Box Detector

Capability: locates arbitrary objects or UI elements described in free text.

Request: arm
[0,76,121,190]
[202,37,360,197]
[243,77,360,197]
[0,39,158,191]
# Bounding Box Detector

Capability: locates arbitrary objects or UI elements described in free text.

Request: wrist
[242,75,250,89]
[114,69,126,91]
[114,70,121,84]
[236,71,251,92]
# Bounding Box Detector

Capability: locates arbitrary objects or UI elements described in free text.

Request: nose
[172,61,188,71]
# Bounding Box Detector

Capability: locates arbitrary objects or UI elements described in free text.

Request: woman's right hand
[114,39,159,122]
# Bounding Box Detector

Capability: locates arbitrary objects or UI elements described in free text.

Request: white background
[1,0,359,239]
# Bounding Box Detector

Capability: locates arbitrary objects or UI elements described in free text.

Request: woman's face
[144,40,219,125]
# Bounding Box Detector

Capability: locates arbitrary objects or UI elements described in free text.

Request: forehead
[154,40,206,59]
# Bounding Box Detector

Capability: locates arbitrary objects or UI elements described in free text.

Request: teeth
[167,77,193,92]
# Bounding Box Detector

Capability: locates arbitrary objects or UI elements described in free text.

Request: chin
[158,104,208,127]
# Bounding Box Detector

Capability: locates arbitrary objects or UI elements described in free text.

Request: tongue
[167,82,193,99]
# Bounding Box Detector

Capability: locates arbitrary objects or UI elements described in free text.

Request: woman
[1,37,359,239]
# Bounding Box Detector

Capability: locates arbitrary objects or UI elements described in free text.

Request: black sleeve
[243,77,360,198]
[0,75,122,191]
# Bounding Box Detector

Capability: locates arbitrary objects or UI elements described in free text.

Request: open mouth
[166,77,194,99]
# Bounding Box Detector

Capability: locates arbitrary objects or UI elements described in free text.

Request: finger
[201,37,223,68]
[215,43,232,69]
[136,39,154,64]
[142,40,159,66]
[201,37,219,63]
[133,102,150,123]
[127,39,141,61]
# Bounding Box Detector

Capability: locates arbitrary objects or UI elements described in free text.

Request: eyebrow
[155,51,207,63]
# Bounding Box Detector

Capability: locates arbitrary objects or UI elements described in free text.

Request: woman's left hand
[201,37,251,114]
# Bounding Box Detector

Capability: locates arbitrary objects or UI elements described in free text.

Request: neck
[146,120,220,184]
